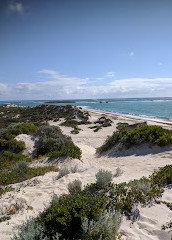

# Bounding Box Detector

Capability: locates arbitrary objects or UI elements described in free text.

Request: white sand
[0,109,172,239]
[15,134,39,156]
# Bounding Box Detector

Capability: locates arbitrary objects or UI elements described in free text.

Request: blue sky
[0,0,172,100]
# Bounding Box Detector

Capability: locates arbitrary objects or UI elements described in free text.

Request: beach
[0,108,172,240]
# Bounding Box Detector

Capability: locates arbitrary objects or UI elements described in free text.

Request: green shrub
[12,218,47,240]
[97,125,172,153]
[0,164,58,186]
[71,126,81,134]
[0,151,27,170]
[38,192,108,239]
[150,165,172,186]
[108,177,163,216]
[81,211,122,240]
[96,169,113,189]
[114,167,123,177]
[49,143,82,160]
[0,186,14,197]
[1,123,38,140]
[162,221,172,230]
[57,167,70,179]
[61,120,79,128]
[12,160,28,176]
[0,216,11,223]
[68,179,82,194]
[36,126,81,159]
[7,139,25,153]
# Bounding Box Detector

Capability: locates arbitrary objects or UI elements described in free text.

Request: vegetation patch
[0,105,90,127]
[36,125,81,159]
[97,124,172,153]
[37,192,108,239]
[162,221,172,230]
[150,164,172,186]
[11,166,166,240]
[0,151,28,171]
[89,117,112,132]
[0,161,58,186]
[0,216,11,223]
[0,186,14,198]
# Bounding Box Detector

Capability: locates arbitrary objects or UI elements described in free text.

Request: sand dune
[0,109,172,239]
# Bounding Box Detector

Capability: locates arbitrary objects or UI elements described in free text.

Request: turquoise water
[0,98,172,122]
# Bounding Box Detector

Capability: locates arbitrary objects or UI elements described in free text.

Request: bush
[114,167,123,177]
[7,139,25,153]
[49,143,82,160]
[68,179,82,194]
[150,165,172,186]
[1,123,38,140]
[0,186,14,197]
[12,160,28,176]
[0,164,58,186]
[81,211,122,240]
[57,167,70,179]
[38,192,108,239]
[0,151,27,170]
[12,218,47,240]
[108,177,163,216]
[96,169,112,189]
[36,126,81,159]
[0,216,11,223]
[97,125,172,153]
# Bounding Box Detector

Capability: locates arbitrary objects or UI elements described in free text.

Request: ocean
[0,98,172,123]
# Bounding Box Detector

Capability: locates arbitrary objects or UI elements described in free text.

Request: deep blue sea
[0,98,172,123]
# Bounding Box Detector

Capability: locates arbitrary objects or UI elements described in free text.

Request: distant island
[45,100,76,103]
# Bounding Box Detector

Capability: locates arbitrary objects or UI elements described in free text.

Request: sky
[0,0,172,100]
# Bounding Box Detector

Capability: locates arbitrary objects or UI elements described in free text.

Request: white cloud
[105,72,115,78]
[129,52,134,57]
[39,69,89,86]
[8,1,24,14]
[96,78,105,80]
[1,73,172,100]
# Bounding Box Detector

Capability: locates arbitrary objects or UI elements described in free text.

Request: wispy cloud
[0,83,10,95]
[105,72,115,78]
[8,0,24,14]
[0,71,172,100]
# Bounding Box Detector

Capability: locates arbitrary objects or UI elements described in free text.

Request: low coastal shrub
[84,177,163,217]
[57,167,70,179]
[11,218,48,240]
[81,211,122,240]
[114,167,123,177]
[49,144,82,160]
[0,186,14,197]
[36,126,81,159]
[0,123,37,156]
[71,126,81,134]
[12,172,164,239]
[0,151,27,170]
[97,125,172,153]
[162,221,172,230]
[96,169,113,189]
[38,192,108,239]
[67,179,82,194]
[107,177,163,216]
[0,162,58,186]
[0,123,38,140]
[150,164,172,186]
[6,139,25,153]
[0,216,11,223]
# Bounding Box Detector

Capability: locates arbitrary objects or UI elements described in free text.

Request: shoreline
[82,106,172,126]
